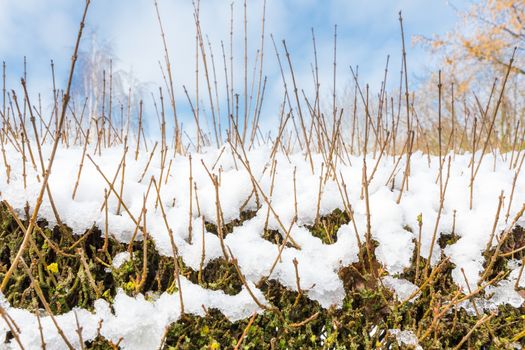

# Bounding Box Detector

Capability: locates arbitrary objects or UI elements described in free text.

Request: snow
[458,259,525,315]
[389,329,423,350]
[382,276,420,302]
[0,143,524,348]
[111,252,131,269]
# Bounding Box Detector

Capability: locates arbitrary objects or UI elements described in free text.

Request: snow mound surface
[0,144,524,349]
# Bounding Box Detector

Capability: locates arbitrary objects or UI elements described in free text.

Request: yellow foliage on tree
[416,0,524,95]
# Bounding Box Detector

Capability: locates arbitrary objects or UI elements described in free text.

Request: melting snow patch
[458,280,524,315]
[485,280,524,309]
[389,329,423,350]
[111,252,131,269]
[382,276,420,302]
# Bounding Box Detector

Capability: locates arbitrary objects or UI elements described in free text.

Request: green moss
[306,208,350,244]
[261,209,350,246]
[84,336,119,349]
[185,258,243,295]
[438,231,460,249]
[261,228,294,248]
[205,210,257,238]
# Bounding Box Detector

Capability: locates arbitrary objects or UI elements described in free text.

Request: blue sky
[0,0,468,133]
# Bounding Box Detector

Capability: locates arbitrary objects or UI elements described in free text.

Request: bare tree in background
[72,31,146,136]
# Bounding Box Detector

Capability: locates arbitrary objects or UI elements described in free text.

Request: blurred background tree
[72,31,147,139]
[417,0,524,95]
[412,0,525,151]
